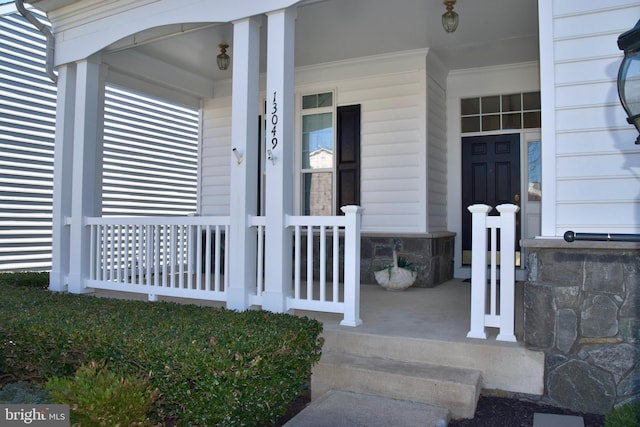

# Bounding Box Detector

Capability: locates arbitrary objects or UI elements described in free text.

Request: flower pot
[374,251,417,291]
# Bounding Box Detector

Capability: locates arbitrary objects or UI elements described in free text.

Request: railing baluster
[319,226,326,302]
[130,225,137,285]
[204,225,212,291]
[109,224,116,281]
[195,225,202,290]
[214,225,221,292]
[89,225,96,280]
[154,225,160,287]
[294,225,301,299]
[224,224,230,291]
[169,225,176,288]
[332,225,339,302]
[145,225,152,286]
[306,225,313,300]
[124,225,130,284]
[177,225,184,289]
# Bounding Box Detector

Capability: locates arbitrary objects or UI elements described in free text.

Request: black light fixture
[217,43,230,71]
[617,19,640,144]
[442,0,458,33]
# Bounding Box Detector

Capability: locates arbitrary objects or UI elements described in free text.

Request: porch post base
[66,273,94,295]
[261,290,291,314]
[49,270,68,292]
[226,287,251,311]
[466,330,487,340]
[496,333,517,342]
[339,317,362,327]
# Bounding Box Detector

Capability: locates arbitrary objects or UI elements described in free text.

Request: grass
[0,272,323,426]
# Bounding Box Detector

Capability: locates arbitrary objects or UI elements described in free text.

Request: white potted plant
[374,250,417,291]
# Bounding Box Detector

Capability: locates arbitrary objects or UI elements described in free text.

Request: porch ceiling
[66,0,540,102]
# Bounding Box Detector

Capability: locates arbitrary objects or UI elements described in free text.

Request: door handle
[514,194,520,203]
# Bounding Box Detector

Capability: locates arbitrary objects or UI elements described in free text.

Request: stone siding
[522,240,640,414]
[300,233,455,288]
[360,233,455,287]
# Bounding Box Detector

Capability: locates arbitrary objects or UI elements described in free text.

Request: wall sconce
[232,147,243,164]
[617,19,640,144]
[217,43,230,71]
[266,149,276,165]
[442,0,459,33]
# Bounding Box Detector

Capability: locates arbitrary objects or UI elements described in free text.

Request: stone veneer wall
[300,232,455,288]
[360,233,455,288]
[521,239,639,414]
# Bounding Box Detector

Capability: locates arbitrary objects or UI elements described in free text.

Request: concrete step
[311,352,482,419]
[285,390,450,427]
[320,328,545,396]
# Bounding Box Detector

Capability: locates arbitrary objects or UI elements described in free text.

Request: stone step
[285,390,450,427]
[321,328,545,396]
[311,351,482,419]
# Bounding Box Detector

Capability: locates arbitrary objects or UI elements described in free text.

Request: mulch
[279,395,606,427]
[448,396,605,427]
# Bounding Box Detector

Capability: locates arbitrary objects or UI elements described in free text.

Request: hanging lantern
[617,20,640,144]
[217,43,230,71]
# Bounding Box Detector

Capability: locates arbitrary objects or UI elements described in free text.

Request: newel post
[340,205,363,327]
[496,203,519,342]
[466,204,492,339]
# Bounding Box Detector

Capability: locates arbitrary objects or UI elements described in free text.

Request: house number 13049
[271,92,278,150]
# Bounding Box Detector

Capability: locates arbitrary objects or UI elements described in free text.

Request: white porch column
[227,16,262,310]
[67,57,107,294]
[50,64,76,292]
[263,7,297,313]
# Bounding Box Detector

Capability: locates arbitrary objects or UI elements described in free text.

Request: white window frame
[297,90,336,216]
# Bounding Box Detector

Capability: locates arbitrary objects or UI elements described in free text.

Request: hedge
[0,273,324,425]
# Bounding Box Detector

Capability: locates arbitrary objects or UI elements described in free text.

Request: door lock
[514,194,520,202]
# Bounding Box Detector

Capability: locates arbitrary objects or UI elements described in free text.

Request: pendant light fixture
[442,0,459,33]
[217,43,230,71]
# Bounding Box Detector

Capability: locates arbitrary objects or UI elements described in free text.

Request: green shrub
[605,400,640,427]
[46,361,156,426]
[0,271,49,288]
[0,280,323,425]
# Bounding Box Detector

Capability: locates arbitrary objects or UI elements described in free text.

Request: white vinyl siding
[199,96,231,216]
[338,71,427,232]
[199,52,437,233]
[0,9,199,271]
[427,54,448,232]
[548,1,640,234]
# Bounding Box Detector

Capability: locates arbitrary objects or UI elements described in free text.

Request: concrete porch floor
[295,278,526,345]
[94,277,526,345]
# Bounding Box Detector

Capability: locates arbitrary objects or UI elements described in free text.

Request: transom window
[461,92,541,133]
[301,92,334,215]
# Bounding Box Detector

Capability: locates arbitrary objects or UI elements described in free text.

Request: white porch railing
[85,206,363,326]
[250,205,363,327]
[466,204,520,342]
[86,216,230,301]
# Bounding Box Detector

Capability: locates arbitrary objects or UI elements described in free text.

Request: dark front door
[461,134,521,265]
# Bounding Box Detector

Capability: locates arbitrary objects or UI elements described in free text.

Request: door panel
[462,134,521,265]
